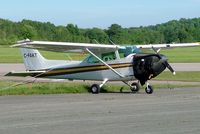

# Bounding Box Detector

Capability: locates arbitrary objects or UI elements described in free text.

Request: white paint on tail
[20,48,48,70]
[20,48,69,71]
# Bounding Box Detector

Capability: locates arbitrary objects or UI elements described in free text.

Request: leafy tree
[106,24,124,44]
[85,28,109,43]
[66,24,80,35]
[0,18,200,45]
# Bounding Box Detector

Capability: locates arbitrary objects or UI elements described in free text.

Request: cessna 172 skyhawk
[6,39,200,94]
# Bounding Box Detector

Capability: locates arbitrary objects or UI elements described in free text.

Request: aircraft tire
[145,85,153,94]
[131,82,140,92]
[91,84,100,94]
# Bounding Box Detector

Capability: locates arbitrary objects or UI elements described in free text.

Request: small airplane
[5,39,200,94]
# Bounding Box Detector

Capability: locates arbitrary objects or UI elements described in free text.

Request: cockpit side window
[86,52,117,63]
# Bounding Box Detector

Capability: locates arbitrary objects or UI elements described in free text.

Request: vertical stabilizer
[20,48,48,70]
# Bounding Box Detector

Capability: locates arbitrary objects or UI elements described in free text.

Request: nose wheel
[145,84,153,94]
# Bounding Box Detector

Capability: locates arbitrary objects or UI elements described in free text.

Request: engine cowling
[133,54,167,85]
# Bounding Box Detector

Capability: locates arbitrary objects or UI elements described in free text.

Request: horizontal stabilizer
[5,71,46,77]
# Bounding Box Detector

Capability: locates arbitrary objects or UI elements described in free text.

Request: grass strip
[0,81,199,96]
[154,71,200,82]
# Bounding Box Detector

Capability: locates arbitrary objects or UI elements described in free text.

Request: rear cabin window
[102,52,116,61]
[87,56,99,63]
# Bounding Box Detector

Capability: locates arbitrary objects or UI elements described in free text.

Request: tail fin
[20,48,49,70]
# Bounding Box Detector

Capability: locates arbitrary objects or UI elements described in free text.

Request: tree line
[0,18,200,45]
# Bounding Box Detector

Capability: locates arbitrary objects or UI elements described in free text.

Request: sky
[0,0,200,28]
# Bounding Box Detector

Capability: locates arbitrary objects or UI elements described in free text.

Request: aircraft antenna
[109,39,116,46]
[93,39,100,44]
[108,39,120,59]
[65,53,72,61]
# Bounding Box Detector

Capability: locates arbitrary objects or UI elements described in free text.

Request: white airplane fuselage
[7,40,200,94]
[42,55,135,81]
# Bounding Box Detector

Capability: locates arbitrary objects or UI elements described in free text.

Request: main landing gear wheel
[145,85,153,94]
[91,84,100,94]
[130,82,140,93]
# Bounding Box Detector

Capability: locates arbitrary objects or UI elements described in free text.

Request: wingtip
[10,44,21,48]
[11,39,31,48]
[173,72,176,75]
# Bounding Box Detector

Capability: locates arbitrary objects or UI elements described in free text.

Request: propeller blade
[164,61,176,75]
[152,46,175,76]
[151,46,161,54]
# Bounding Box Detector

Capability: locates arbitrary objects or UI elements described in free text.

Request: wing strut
[85,48,124,78]
[86,48,135,89]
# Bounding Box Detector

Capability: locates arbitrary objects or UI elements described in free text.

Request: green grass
[1,71,200,96]
[0,46,86,63]
[0,81,199,96]
[161,47,200,63]
[41,51,87,61]
[0,46,22,63]
[154,71,200,82]
[1,45,200,63]
[0,81,128,95]
[0,82,91,96]
[141,47,200,63]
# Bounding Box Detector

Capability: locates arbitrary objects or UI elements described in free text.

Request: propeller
[151,46,176,75]
[164,60,176,75]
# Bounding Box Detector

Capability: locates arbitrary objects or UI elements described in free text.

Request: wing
[136,42,200,49]
[12,39,124,53]
[12,39,200,53]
